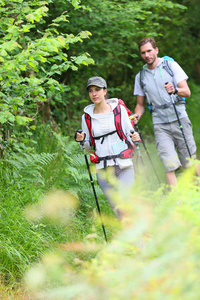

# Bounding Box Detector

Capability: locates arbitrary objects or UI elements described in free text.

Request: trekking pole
[165,82,192,158]
[75,130,107,242]
[130,115,161,185]
[131,129,153,188]
[130,129,146,169]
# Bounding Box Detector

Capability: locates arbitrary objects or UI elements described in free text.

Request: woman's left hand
[130,131,140,142]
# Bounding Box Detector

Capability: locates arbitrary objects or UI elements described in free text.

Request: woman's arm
[120,105,140,143]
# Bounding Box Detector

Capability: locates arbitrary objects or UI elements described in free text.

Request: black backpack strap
[93,130,117,144]
[94,148,134,168]
[93,104,126,143]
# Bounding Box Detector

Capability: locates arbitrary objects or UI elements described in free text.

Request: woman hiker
[75,76,140,218]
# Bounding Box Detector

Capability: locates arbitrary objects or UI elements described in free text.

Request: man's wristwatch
[173,87,178,94]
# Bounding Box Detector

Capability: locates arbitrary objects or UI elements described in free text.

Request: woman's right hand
[75,130,85,142]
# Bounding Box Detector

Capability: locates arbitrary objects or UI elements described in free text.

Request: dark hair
[138,38,157,51]
[104,88,109,99]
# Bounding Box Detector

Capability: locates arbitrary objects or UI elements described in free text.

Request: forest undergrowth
[1,124,200,299]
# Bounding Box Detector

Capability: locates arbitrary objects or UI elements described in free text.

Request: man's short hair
[139,38,157,51]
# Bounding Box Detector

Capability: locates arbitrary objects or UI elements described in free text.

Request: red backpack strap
[113,104,127,141]
[118,99,134,129]
[118,99,133,116]
[85,113,95,147]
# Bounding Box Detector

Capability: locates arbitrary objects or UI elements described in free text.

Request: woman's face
[88,86,107,105]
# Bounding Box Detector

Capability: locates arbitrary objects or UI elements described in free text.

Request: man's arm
[165,80,191,98]
[134,95,145,124]
[166,61,191,98]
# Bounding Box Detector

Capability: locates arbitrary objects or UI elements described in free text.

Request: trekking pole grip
[75,129,86,146]
[165,82,173,95]
[130,129,139,146]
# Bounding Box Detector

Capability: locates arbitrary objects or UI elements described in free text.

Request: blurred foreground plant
[25,163,200,300]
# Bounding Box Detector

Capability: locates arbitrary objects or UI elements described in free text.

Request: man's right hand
[130,114,140,124]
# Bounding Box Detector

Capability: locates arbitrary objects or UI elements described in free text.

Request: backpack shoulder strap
[140,61,174,90]
[85,105,130,146]
[162,59,185,102]
[113,104,127,141]
[139,68,152,110]
[118,99,133,116]
[140,58,174,89]
[85,113,95,147]
[139,68,145,90]
[162,60,174,77]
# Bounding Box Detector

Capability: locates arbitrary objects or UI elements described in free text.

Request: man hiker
[133,37,197,187]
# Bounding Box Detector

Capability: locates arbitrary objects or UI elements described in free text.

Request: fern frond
[4,152,56,185]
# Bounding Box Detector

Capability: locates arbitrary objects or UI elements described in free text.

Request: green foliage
[24,166,200,299]
[0,0,200,296]
[56,0,186,90]
[1,0,198,146]
[35,0,189,136]
[0,0,94,155]
[50,131,112,218]
[4,152,56,185]
[155,0,200,82]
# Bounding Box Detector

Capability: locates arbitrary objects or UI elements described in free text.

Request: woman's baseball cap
[86,76,107,90]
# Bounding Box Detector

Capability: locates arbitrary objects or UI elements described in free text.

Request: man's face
[140,42,158,66]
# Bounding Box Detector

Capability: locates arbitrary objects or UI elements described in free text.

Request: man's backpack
[139,56,185,115]
[85,100,135,168]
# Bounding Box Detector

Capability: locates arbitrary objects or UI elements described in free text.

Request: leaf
[78,31,92,39]
[72,91,79,96]
[15,116,32,125]
[8,115,15,122]
[28,61,38,68]
[0,49,7,57]
[0,116,7,124]
[71,0,81,8]
[71,66,78,71]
